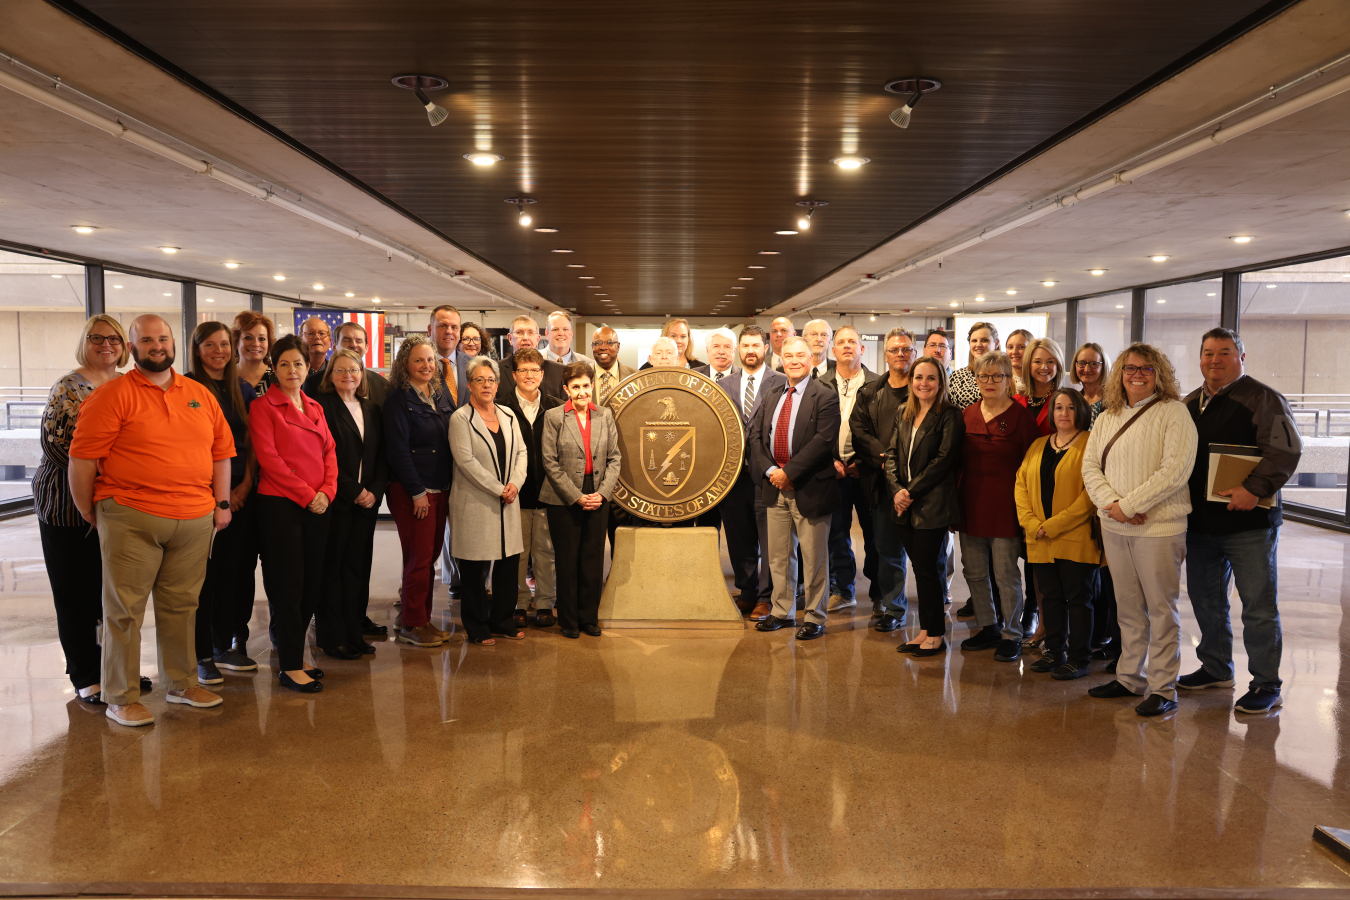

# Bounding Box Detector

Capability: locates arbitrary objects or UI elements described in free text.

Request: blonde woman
[1006,328,1034,395]
[1017,337,1065,435]
[1081,343,1198,717]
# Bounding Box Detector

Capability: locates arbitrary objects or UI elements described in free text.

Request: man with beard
[69,315,236,727]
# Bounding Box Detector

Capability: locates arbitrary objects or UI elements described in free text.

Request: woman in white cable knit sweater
[1080,343,1197,717]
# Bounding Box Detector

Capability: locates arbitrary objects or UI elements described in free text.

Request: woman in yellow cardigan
[1015,389,1101,680]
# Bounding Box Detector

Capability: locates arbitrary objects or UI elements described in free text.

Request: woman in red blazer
[249,334,338,693]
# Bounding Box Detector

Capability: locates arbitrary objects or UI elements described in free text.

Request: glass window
[0,249,87,499]
[264,297,299,339]
[195,287,253,330]
[1078,291,1132,368]
[105,271,184,372]
[1240,255,1350,514]
[1144,278,1221,396]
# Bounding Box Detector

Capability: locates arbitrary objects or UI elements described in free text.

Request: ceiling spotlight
[949,301,959,307]
[730,286,745,290]
[579,275,595,279]
[72,226,95,234]
[884,77,941,129]
[869,315,876,322]
[1207,292,1217,296]
[345,292,355,297]
[830,156,870,169]
[371,297,382,303]
[1089,268,1107,276]
[775,230,798,235]
[595,293,608,296]
[551,248,574,253]
[312,284,324,290]
[1006,289,1018,295]
[1157,298,1167,304]
[1042,280,1056,287]
[274,275,286,281]
[567,264,585,268]
[748,265,765,269]
[1115,304,1125,309]
[758,251,780,255]
[392,74,450,127]
[534,227,558,233]
[795,200,828,231]
[1151,255,1170,262]
[975,296,986,302]
[1230,235,1254,243]
[113,284,123,289]
[159,246,179,254]
[1266,283,1277,289]
[50,274,61,278]
[224,262,240,268]
[162,292,172,297]
[465,153,504,166]
[204,297,214,302]
[738,276,754,281]
[724,294,737,297]
[506,197,537,227]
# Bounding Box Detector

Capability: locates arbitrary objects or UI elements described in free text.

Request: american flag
[294,310,387,369]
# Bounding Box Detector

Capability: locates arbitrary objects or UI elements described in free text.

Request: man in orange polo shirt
[69,315,236,727]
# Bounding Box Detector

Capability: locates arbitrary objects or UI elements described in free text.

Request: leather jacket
[884,404,963,529]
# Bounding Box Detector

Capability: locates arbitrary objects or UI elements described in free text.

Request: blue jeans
[828,475,878,602]
[1185,527,1282,692]
[870,506,909,615]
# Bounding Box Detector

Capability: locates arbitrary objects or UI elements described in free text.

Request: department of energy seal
[604,368,745,523]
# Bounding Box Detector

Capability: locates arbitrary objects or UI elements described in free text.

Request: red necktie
[773,386,795,468]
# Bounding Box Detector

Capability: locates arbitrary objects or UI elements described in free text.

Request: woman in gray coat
[450,356,530,645]
[541,361,622,639]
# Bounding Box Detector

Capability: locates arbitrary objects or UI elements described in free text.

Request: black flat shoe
[1136,693,1178,717]
[1029,654,1065,673]
[874,614,904,632]
[280,667,324,680]
[323,646,363,660]
[359,641,377,654]
[897,642,921,654]
[911,640,947,658]
[1088,680,1136,699]
[561,628,580,639]
[139,676,152,693]
[581,624,602,637]
[955,601,976,619]
[362,617,388,636]
[1052,661,1091,680]
[279,671,323,693]
[77,692,106,706]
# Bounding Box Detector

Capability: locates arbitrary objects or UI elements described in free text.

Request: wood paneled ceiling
[58,0,1291,317]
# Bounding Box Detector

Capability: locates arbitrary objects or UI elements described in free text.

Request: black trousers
[320,502,378,650]
[898,525,950,637]
[457,556,520,641]
[38,520,103,690]
[719,468,760,598]
[1091,566,1121,658]
[548,490,609,632]
[1033,559,1099,665]
[256,494,331,672]
[194,499,253,659]
[231,497,262,648]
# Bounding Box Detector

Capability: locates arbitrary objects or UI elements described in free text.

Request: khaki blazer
[448,403,528,561]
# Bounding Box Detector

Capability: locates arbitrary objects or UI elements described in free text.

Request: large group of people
[35,305,1300,725]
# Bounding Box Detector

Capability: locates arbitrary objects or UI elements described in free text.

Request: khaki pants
[1102,530,1185,701]
[517,507,556,611]
[766,489,830,625]
[97,498,214,705]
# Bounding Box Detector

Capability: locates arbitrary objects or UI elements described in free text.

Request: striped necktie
[742,374,755,420]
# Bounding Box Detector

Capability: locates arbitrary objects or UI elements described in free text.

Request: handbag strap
[1099,398,1160,470]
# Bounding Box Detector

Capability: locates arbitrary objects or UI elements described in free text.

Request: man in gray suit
[749,336,841,641]
[717,326,787,618]
[430,305,469,597]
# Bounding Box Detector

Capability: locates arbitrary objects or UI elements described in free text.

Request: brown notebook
[1207,443,1274,509]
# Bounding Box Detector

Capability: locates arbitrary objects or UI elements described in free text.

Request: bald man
[590,326,635,406]
[769,317,796,372]
[68,315,236,726]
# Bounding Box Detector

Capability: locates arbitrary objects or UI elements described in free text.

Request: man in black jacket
[1180,327,1301,715]
[497,348,561,629]
[851,327,916,631]
[749,336,841,640]
[498,315,566,404]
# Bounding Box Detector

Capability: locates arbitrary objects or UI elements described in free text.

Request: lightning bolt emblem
[654,430,695,485]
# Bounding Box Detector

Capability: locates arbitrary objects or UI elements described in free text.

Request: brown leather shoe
[513,609,528,628]
[749,602,772,622]
[735,597,756,614]
[397,625,445,647]
[106,702,154,727]
[167,687,223,708]
[430,627,451,640]
[536,609,557,628]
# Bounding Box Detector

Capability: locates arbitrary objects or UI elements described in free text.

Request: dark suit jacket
[497,389,562,509]
[717,367,787,466]
[364,369,390,408]
[748,377,840,518]
[316,392,389,510]
[499,352,566,404]
[639,361,711,375]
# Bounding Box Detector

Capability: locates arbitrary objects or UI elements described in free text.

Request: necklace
[1052,430,1080,451]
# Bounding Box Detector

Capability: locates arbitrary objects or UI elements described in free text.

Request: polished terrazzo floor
[0,515,1348,894]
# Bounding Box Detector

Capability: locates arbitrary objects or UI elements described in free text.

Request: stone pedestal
[598,526,744,629]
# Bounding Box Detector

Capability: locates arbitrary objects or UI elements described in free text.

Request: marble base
[598,525,745,628]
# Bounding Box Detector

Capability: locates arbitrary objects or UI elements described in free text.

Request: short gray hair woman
[449,354,530,645]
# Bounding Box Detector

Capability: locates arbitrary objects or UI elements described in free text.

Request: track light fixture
[391,74,450,127]
[796,200,828,230]
[505,197,537,227]
[883,77,941,129]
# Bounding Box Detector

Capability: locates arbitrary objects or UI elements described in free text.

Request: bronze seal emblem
[604,369,745,523]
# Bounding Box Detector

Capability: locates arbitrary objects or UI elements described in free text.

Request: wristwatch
[218,500,230,510]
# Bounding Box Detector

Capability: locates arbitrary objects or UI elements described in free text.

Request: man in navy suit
[715,326,786,617]
[430,305,469,597]
[749,336,841,640]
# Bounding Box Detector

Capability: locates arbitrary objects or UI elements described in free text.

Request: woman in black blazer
[884,357,964,657]
[316,349,389,659]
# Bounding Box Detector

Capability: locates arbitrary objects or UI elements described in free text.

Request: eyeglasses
[516,367,542,376]
[592,340,619,348]
[470,376,499,386]
[1121,365,1155,376]
[885,346,917,356]
[924,342,949,351]
[332,367,364,378]
[460,336,482,345]
[86,334,124,346]
[302,330,330,339]
[976,373,1007,383]
[1074,361,1103,369]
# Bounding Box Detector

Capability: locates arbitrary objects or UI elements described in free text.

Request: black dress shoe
[359,641,377,654]
[139,676,153,693]
[323,646,363,660]
[960,625,1001,651]
[279,671,323,693]
[1105,658,1118,674]
[993,639,1022,662]
[581,624,602,637]
[1029,653,1065,673]
[1052,661,1091,681]
[536,610,557,628]
[795,622,825,641]
[955,601,976,619]
[911,640,947,658]
[362,617,388,636]
[1136,693,1178,717]
[1088,680,1137,699]
[874,613,905,632]
[756,615,794,632]
[561,628,580,639]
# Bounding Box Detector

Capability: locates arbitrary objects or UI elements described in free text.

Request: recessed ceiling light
[579,275,595,279]
[775,230,799,235]
[345,292,355,297]
[113,284,123,289]
[1006,289,1018,295]
[50,274,61,278]
[312,284,324,290]
[551,249,574,253]
[464,153,504,166]
[72,226,96,234]
[595,293,608,296]
[1207,292,1216,297]
[1089,268,1107,276]
[224,262,240,268]
[949,301,959,307]
[1265,283,1277,289]
[587,285,603,289]
[869,315,876,322]
[534,227,558,233]
[371,297,382,303]
[566,264,585,268]
[1151,255,1170,262]
[748,265,765,269]
[159,246,179,254]
[975,296,986,302]
[162,292,171,297]
[738,277,754,281]
[724,294,737,297]
[1042,280,1056,287]
[274,275,286,281]
[730,286,745,290]
[1157,298,1167,304]
[758,251,780,255]
[830,156,870,169]
[1230,235,1254,243]
[1115,304,1124,309]
[204,297,215,302]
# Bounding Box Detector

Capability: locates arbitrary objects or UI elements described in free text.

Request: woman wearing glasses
[957,351,1042,662]
[1069,342,1108,426]
[1081,343,1197,717]
[449,356,529,645]
[33,315,131,705]
[459,322,492,360]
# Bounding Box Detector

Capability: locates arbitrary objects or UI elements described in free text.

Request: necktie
[810,367,819,380]
[773,386,795,468]
[600,371,612,401]
[742,374,755,420]
[715,371,724,382]
[443,359,459,405]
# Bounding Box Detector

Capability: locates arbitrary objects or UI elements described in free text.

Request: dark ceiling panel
[64,0,1283,316]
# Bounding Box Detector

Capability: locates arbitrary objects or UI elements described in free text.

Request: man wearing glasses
[497,315,566,403]
[299,317,332,396]
[590,326,635,406]
[851,328,917,627]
